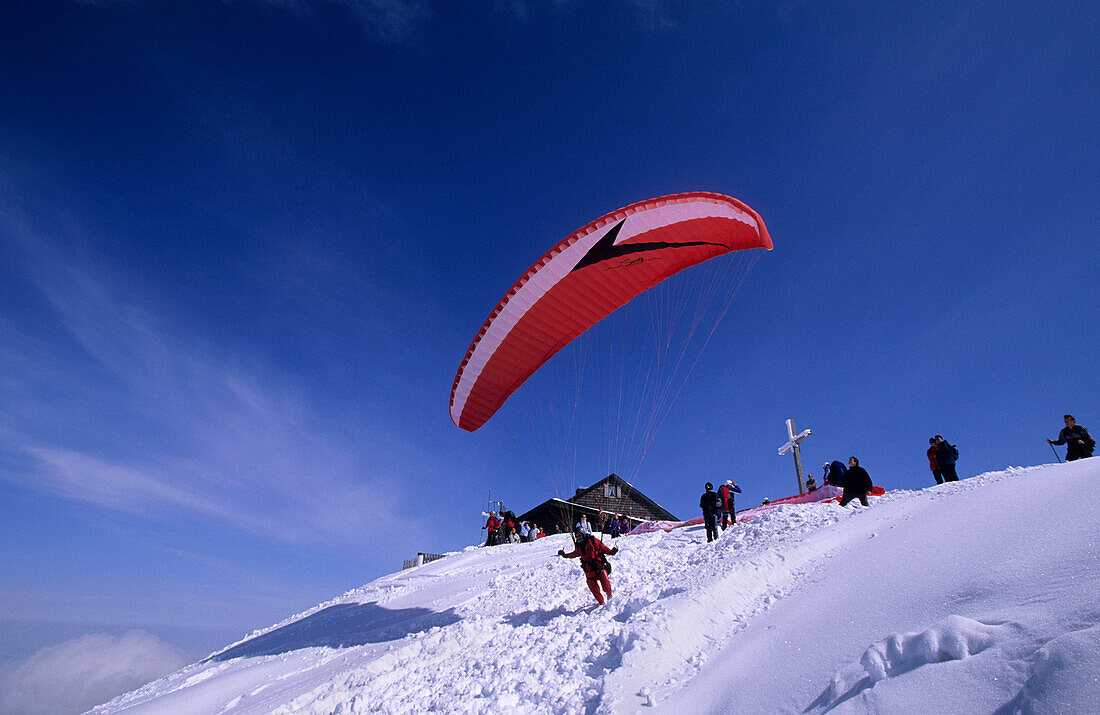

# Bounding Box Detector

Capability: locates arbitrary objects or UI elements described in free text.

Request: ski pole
[1049,441,1062,463]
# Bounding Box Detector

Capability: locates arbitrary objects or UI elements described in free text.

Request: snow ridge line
[596,506,850,710]
[99,464,1067,713]
[244,505,857,714]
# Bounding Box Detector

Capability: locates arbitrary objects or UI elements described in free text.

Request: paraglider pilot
[558,525,618,605]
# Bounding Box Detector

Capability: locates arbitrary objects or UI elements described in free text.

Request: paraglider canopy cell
[450,192,772,432]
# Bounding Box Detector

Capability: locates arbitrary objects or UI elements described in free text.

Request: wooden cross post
[778,418,812,495]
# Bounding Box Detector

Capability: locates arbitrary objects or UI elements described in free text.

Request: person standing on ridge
[840,457,873,506]
[700,482,723,542]
[717,480,742,529]
[501,511,518,543]
[927,437,944,484]
[482,512,501,547]
[558,525,618,605]
[805,474,818,492]
[1049,415,1095,461]
[934,435,960,482]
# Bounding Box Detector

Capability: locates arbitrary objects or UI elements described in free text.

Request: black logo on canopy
[571,219,724,272]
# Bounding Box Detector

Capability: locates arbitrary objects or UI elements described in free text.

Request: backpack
[578,536,611,575]
[950,444,959,461]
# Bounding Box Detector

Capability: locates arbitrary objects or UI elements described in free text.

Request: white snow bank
[95,459,1100,713]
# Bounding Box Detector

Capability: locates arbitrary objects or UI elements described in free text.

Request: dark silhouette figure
[839,457,873,507]
[700,482,722,542]
[1049,415,1095,461]
[933,436,959,482]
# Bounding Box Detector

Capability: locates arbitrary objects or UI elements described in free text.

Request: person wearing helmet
[558,524,618,605]
[717,479,742,530]
[700,482,723,542]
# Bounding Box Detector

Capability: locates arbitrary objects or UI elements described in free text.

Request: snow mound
[859,615,1007,682]
[809,615,1016,711]
[95,460,1100,714]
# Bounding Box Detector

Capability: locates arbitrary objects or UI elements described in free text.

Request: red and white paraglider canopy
[450,191,772,431]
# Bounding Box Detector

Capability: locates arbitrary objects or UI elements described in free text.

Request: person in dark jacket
[839,457,873,506]
[1049,415,1095,461]
[717,480,742,529]
[934,436,959,482]
[700,482,723,542]
[558,526,618,605]
[805,474,818,492]
[927,437,944,484]
[824,460,846,486]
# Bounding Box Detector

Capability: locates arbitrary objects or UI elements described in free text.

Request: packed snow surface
[96,460,1100,713]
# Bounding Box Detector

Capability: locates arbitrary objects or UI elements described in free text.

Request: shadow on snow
[209,602,461,661]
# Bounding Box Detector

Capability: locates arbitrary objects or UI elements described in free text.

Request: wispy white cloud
[341,0,433,43]
[0,205,416,547]
[69,0,433,43]
[237,0,434,43]
[0,631,187,715]
[78,0,683,41]
[491,0,680,27]
[70,0,139,6]
[625,0,678,30]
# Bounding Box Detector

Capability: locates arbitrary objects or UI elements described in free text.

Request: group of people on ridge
[806,457,874,505]
[533,415,1093,605]
[925,435,960,484]
[481,510,545,546]
[574,513,632,537]
[699,480,741,542]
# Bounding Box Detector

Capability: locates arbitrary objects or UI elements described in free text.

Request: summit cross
[778,418,812,495]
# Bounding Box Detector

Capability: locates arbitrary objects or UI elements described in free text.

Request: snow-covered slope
[96,460,1100,713]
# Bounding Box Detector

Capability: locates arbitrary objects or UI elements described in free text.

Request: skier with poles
[558,524,618,605]
[1048,415,1095,462]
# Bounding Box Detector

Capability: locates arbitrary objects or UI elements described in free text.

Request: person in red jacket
[501,512,517,543]
[558,525,618,605]
[482,512,501,547]
[927,437,943,484]
[717,480,742,529]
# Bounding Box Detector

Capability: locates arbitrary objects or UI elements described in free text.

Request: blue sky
[1,0,1097,664]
